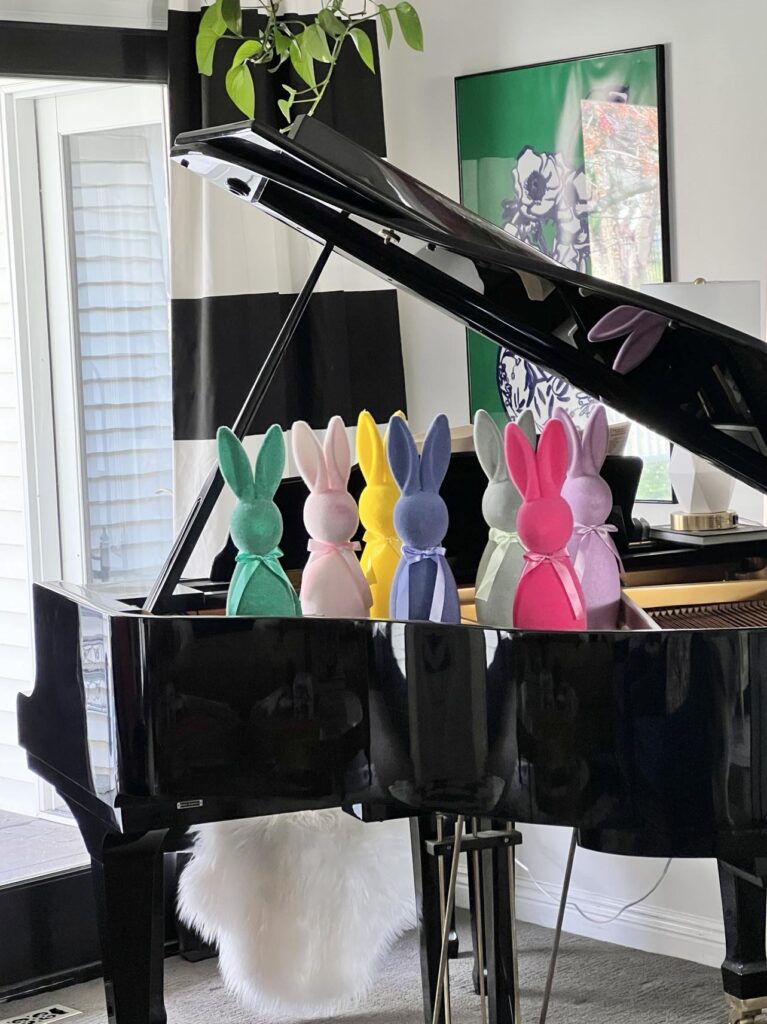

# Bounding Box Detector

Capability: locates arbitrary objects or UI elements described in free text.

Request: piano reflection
[18,114,767,1024]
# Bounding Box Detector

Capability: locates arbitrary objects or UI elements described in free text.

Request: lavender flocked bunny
[387,414,460,624]
[553,405,623,629]
[473,408,536,627]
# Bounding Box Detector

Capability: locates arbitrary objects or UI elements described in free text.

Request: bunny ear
[588,305,647,342]
[473,409,507,483]
[504,422,538,500]
[253,423,285,499]
[517,409,537,450]
[356,410,384,485]
[217,426,254,500]
[420,414,451,493]
[582,404,609,474]
[387,414,420,495]
[324,415,351,490]
[553,407,582,474]
[536,419,569,497]
[382,410,406,484]
[291,420,328,492]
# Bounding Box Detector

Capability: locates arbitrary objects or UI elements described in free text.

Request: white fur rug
[177,809,416,1018]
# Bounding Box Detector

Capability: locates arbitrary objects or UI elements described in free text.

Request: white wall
[378,0,767,966]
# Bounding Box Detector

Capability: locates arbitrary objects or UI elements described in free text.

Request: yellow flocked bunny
[356,410,405,618]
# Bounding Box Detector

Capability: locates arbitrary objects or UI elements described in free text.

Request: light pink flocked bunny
[504,418,586,631]
[554,405,623,630]
[292,416,372,618]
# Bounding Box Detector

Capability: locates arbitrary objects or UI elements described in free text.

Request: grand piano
[18,114,767,1024]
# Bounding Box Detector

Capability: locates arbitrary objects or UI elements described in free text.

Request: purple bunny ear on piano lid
[588,305,670,375]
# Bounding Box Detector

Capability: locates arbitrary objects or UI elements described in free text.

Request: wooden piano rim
[624,578,767,610]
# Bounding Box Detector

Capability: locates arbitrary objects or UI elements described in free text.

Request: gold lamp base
[669,510,738,532]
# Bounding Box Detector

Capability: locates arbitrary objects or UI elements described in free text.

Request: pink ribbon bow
[521,549,585,621]
[308,539,361,556]
[573,524,624,576]
[307,539,369,605]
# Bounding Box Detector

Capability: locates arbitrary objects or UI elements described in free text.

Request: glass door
[0,78,172,996]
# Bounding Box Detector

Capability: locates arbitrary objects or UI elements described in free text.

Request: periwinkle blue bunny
[387,414,460,624]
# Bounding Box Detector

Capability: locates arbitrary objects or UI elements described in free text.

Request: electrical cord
[514,855,673,925]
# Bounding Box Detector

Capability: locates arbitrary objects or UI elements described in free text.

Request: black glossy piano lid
[172,115,767,496]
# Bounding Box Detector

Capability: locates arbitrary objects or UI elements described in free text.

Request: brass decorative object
[669,510,738,532]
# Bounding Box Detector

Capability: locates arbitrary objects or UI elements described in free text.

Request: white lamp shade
[668,446,736,514]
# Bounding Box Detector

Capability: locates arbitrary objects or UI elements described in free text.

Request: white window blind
[65,124,173,584]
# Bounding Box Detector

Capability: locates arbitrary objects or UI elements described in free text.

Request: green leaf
[318,8,344,38]
[303,22,333,63]
[395,2,423,50]
[196,1,226,76]
[225,62,255,117]
[350,27,375,74]
[277,98,293,123]
[378,5,393,47]
[221,0,242,35]
[231,38,262,64]
[273,28,291,56]
[289,37,316,88]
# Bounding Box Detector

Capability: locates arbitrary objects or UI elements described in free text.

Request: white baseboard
[456,862,725,968]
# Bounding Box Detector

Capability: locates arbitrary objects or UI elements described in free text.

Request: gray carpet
[4,918,725,1023]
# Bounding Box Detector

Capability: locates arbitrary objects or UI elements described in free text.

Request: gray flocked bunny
[473,409,536,627]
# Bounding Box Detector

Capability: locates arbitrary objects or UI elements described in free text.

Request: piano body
[17,115,767,1024]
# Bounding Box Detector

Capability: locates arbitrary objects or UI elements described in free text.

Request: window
[36,84,173,585]
[0,79,171,874]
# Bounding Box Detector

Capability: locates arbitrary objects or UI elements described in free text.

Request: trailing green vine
[196,0,423,128]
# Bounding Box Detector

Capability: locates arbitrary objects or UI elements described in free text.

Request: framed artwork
[455,46,671,496]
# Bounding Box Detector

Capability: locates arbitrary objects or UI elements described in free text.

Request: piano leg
[467,843,486,996]
[68,807,169,1024]
[411,815,519,1024]
[411,815,452,1024]
[480,818,516,1024]
[719,862,767,1023]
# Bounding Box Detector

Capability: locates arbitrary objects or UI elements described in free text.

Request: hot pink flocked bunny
[292,416,372,618]
[554,405,623,630]
[504,418,586,631]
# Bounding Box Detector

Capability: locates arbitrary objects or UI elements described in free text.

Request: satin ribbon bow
[361,531,401,586]
[572,524,624,576]
[394,544,448,621]
[229,547,287,610]
[308,539,361,556]
[521,548,585,621]
[307,539,369,603]
[475,527,521,602]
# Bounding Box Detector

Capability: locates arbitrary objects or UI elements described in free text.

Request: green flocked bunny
[217,424,301,617]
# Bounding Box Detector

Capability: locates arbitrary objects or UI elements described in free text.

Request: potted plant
[197,0,423,127]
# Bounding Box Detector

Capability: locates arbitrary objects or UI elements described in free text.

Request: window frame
[0,20,169,998]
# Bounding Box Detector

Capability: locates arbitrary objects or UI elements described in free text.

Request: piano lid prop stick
[432,815,465,1024]
[144,240,335,614]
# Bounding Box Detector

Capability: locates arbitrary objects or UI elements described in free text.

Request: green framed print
[455,46,671,498]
